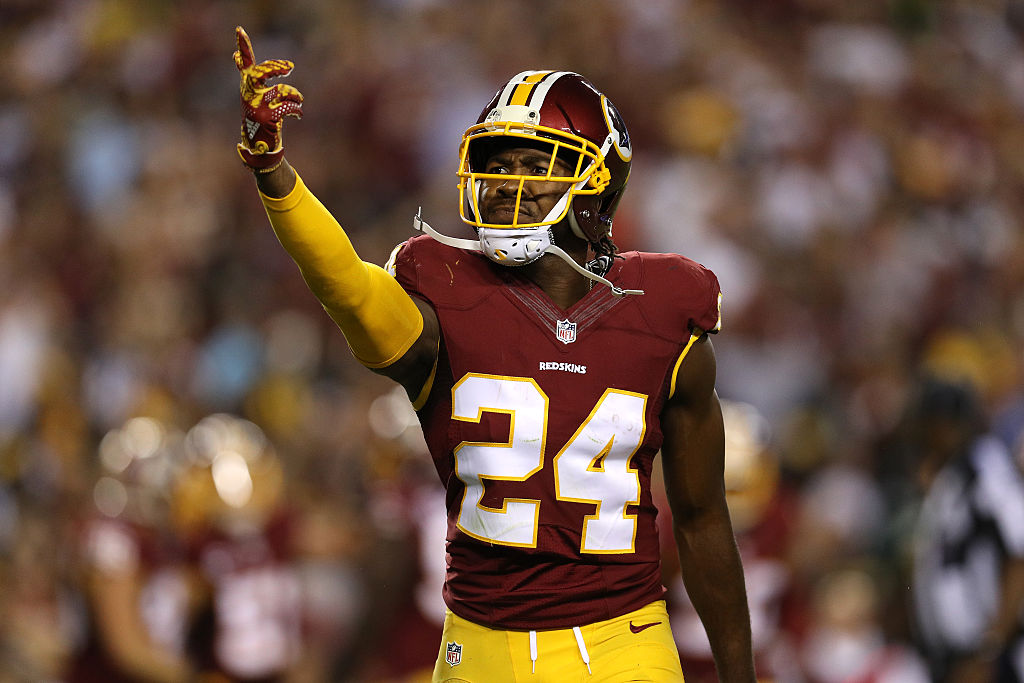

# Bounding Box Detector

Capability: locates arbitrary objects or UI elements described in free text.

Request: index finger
[235,26,255,69]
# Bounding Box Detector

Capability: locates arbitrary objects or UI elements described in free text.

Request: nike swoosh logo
[629,621,661,634]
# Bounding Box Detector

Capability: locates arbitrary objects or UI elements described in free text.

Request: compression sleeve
[260,174,423,368]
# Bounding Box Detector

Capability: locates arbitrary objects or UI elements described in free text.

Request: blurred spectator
[800,566,929,683]
[64,416,196,683]
[908,378,1024,682]
[173,412,366,682]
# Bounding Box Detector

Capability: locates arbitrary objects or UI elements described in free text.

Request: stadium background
[1,0,1023,680]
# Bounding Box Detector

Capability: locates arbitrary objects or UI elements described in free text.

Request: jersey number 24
[452,373,646,554]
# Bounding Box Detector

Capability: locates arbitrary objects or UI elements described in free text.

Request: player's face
[478,145,574,226]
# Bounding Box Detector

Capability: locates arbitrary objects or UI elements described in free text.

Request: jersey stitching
[505,279,624,338]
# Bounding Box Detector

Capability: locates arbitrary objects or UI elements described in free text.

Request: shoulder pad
[391,234,504,309]
[621,251,722,338]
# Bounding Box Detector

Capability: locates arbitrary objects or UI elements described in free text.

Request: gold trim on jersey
[412,353,438,411]
[668,332,702,400]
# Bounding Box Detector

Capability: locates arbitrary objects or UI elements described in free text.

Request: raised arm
[660,334,756,683]
[233,27,438,399]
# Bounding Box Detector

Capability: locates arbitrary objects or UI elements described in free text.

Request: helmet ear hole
[598,190,624,221]
[569,195,599,241]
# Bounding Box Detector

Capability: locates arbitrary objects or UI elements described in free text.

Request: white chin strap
[412,208,643,297]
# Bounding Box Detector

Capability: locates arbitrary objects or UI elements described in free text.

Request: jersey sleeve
[690,264,723,334]
[384,233,498,310]
[637,252,723,338]
[385,238,420,298]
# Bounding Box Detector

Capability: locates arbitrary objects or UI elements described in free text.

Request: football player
[233,26,755,682]
[173,413,307,682]
[65,417,197,683]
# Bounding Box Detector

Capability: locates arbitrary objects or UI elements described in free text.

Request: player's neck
[523,244,592,310]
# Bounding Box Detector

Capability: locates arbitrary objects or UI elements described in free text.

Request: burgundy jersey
[185,513,303,681]
[66,517,190,683]
[391,235,721,629]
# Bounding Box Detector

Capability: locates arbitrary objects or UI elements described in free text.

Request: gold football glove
[233,26,303,173]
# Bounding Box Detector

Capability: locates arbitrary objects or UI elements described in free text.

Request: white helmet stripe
[496,70,576,109]
[517,71,571,108]
[496,70,547,106]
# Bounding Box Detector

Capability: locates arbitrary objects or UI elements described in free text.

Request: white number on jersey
[214,567,302,678]
[451,373,646,553]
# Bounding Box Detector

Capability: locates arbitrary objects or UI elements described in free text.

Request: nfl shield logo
[446,641,462,667]
[555,319,577,344]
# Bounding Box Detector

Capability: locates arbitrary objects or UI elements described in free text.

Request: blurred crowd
[2,0,1024,681]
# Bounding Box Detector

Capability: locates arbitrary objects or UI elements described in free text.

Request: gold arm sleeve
[260,174,423,368]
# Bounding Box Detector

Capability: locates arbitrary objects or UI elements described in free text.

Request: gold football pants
[432,599,684,683]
